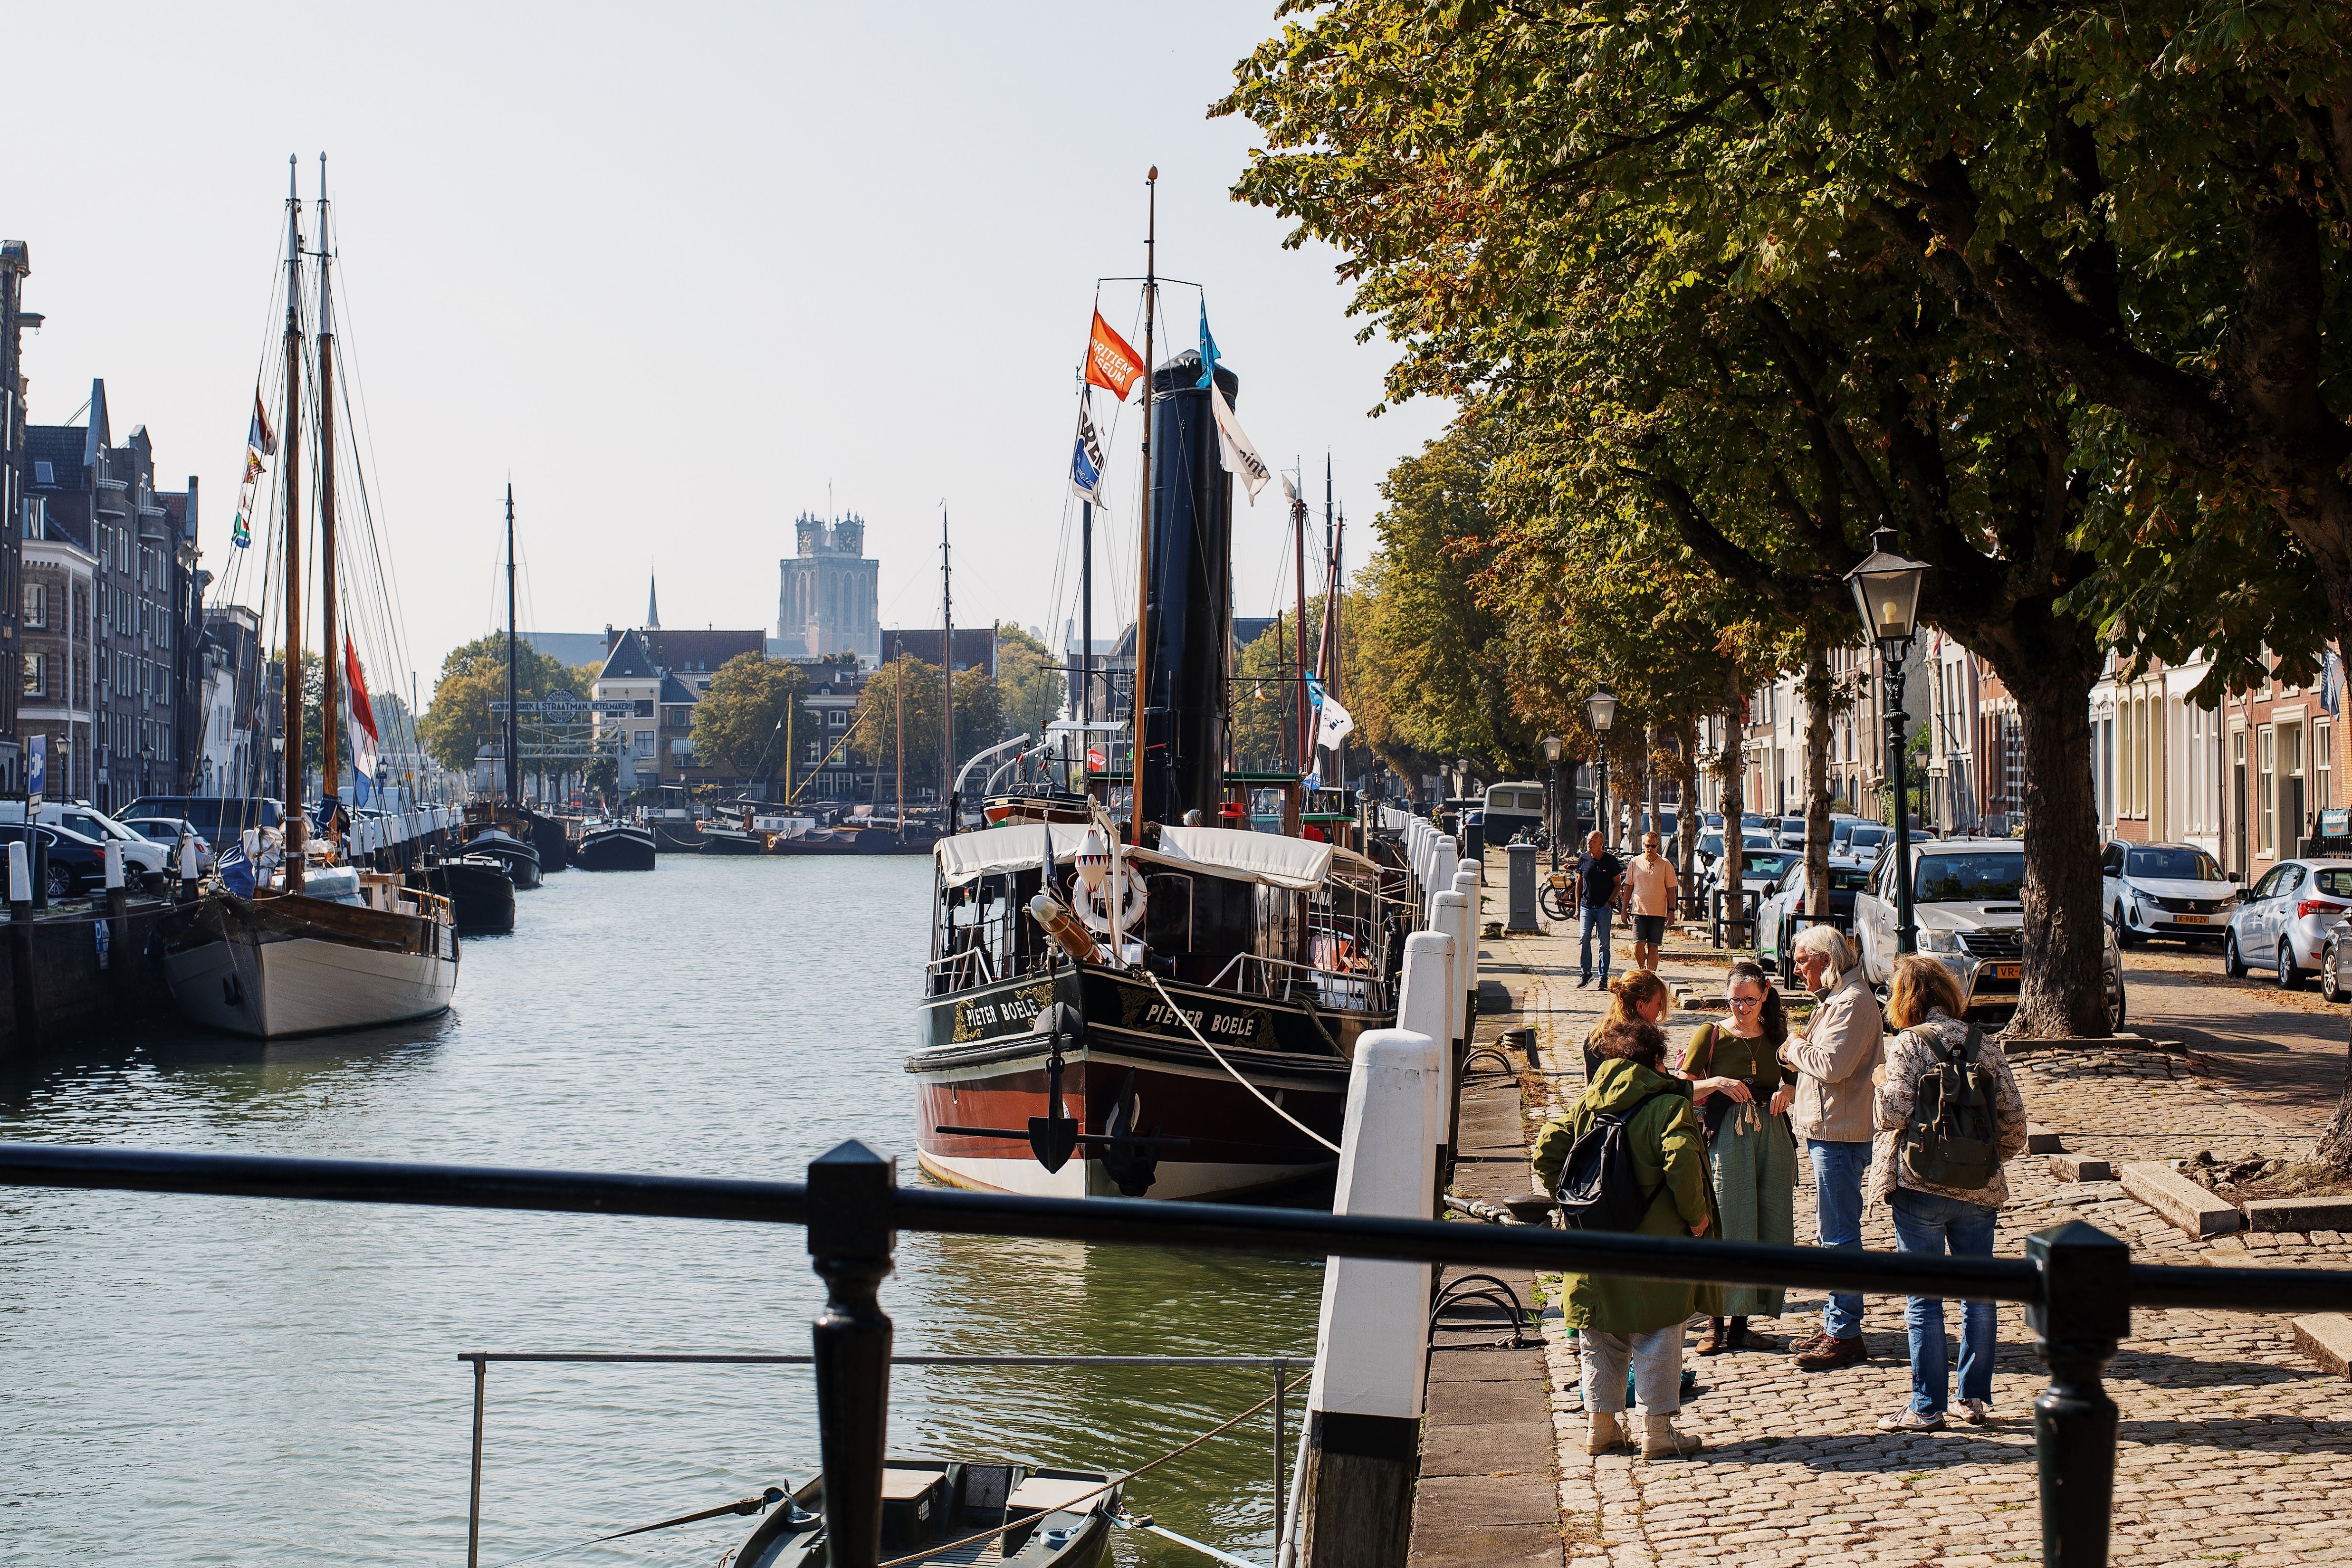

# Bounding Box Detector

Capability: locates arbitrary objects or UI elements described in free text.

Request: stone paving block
[2292,1313,2352,1378]
[2122,1158,2244,1236]
[2246,1195,2352,1233]
[2027,1122,2065,1153]
[2051,1154,2116,1182]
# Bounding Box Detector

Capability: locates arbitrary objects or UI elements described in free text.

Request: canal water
[0,857,1323,1565]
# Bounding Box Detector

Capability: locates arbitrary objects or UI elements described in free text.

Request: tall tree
[994,625,1068,740]
[690,653,812,785]
[1223,2,2120,1032]
[418,634,590,775]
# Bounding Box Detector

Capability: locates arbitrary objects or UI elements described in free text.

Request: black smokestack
[1141,351,1236,828]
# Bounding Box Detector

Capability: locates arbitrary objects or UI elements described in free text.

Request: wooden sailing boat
[907,173,1413,1200]
[163,158,459,1038]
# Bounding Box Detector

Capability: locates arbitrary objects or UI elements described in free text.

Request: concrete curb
[2243,1195,2352,1233]
[2049,1155,2115,1182]
[2027,1123,2064,1154]
[2121,1160,2242,1237]
[2002,1032,2173,1055]
[2292,1314,2352,1379]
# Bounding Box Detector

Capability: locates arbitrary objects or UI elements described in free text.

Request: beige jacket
[1868,1010,2030,1207]
[1778,966,1884,1144]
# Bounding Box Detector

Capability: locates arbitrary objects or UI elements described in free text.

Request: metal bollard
[808,1139,896,1568]
[179,835,199,901]
[2028,1220,2129,1567]
[104,843,127,959]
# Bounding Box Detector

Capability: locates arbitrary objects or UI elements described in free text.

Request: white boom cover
[1139,825,1334,889]
[933,821,1098,887]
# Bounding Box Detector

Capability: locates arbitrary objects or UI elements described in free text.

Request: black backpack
[1554,1088,1679,1231]
[1897,1025,2000,1191]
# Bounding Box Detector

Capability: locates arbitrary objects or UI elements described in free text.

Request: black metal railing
[1,1139,2347,1568]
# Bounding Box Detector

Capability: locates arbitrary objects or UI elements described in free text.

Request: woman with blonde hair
[1581,969,1672,1082]
[1870,955,2028,1432]
[1677,958,1797,1354]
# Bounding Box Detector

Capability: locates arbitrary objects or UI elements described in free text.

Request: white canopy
[933,822,1097,888]
[1136,824,1334,890]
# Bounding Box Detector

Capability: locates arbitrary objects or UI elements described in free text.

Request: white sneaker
[1874,1407,1946,1432]
[1957,1399,1994,1425]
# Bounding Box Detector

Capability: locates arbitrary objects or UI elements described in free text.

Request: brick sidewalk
[1469,889,2352,1568]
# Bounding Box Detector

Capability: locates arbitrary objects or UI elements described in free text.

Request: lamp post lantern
[1541,733,1564,869]
[1845,528,1930,954]
[1585,687,1616,850]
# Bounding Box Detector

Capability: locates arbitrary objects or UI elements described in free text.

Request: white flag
[1317,690,1355,752]
[1210,385,1271,505]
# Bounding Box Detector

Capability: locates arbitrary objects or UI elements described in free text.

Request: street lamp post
[1541,734,1564,869]
[1845,528,1930,955]
[1586,686,1616,850]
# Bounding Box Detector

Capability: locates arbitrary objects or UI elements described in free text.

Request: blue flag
[1069,392,1109,508]
[1196,302,1221,388]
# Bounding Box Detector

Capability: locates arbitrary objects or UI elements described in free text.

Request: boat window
[1143,873,1194,955]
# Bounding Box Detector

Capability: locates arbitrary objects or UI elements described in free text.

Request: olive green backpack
[1896,1025,1998,1191]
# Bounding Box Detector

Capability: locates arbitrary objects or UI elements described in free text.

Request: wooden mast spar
[316,155,340,846]
[1128,168,1157,844]
[279,157,306,894]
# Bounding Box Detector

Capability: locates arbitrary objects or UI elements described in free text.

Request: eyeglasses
[1725,995,1763,1010]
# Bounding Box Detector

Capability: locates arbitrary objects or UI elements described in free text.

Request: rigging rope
[1137,967,1341,1156]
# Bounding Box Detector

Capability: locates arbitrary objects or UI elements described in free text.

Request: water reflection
[0,856,1319,1565]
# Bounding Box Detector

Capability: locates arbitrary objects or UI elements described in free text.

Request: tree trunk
[1997,637,2111,1038]
[1801,639,1834,919]
[1673,714,1700,914]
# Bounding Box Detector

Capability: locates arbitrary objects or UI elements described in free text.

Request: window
[21,582,44,629]
[23,497,43,538]
[20,653,40,698]
[632,730,654,757]
[2259,727,2276,856]
[2137,695,2151,816]
[2319,722,2333,812]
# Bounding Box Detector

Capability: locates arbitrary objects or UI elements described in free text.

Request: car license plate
[2174,913,2209,925]
[1989,963,2021,981]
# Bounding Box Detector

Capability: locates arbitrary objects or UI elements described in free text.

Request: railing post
[467,1355,486,1568]
[2027,1220,2130,1568]
[809,1139,897,1568]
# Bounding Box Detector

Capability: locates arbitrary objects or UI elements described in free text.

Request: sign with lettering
[1126,989,1265,1044]
[950,980,1053,1044]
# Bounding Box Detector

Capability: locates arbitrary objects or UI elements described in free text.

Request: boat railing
[1207,951,1390,1014]
[452,1349,1306,1563]
[0,1140,2339,1568]
[925,947,997,994]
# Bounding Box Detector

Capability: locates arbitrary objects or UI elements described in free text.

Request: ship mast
[505,485,519,806]
[1128,167,1157,844]
[940,504,954,834]
[279,157,306,894]
[316,155,341,836]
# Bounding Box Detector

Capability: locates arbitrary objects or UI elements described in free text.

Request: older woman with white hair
[1777,921,1885,1373]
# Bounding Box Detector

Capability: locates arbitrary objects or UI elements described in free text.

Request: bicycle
[1539,873,1577,923]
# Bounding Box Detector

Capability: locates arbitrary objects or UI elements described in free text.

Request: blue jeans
[1808,1139,1872,1338]
[1889,1187,1998,1415]
[1578,907,1613,982]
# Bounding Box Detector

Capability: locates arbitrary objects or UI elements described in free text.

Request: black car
[0,822,108,899]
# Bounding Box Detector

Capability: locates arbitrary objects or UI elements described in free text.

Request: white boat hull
[164,924,458,1039]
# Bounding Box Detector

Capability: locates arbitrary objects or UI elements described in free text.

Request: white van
[0,801,170,875]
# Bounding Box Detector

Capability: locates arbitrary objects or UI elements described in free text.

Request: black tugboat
[908,232,1412,1200]
[574,820,658,870]
[735,1461,1119,1568]
[412,853,516,935]
[459,826,541,889]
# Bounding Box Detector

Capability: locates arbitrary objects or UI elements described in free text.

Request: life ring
[1078,867,1148,935]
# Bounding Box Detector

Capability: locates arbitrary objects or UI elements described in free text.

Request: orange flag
[1084,311,1146,400]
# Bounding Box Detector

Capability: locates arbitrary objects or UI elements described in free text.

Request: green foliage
[994,625,1067,739]
[849,658,1005,790]
[689,654,812,783]
[418,634,591,775]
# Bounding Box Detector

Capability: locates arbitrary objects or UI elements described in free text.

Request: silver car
[2100,840,2236,949]
[1853,837,2128,1024]
[2223,859,2352,989]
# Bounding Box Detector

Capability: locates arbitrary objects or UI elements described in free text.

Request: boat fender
[1027,894,1104,964]
[1076,867,1147,935]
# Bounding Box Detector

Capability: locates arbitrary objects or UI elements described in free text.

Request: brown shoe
[1695,1318,1729,1356]
[1795,1334,1868,1372]
[1786,1330,1835,1360]
[1723,1325,1772,1353]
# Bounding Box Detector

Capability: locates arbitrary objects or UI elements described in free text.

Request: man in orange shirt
[1624,830,1678,971]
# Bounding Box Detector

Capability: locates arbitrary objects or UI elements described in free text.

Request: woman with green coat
[1531,1018,1713,1460]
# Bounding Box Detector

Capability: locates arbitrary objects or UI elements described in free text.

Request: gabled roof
[599,628,658,680]
[658,671,698,704]
[26,427,85,488]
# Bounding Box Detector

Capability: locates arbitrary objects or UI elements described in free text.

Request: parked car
[1830,820,1892,866]
[1704,846,1799,927]
[0,821,108,899]
[2100,841,2236,948]
[0,800,170,876]
[2223,859,2352,988]
[1480,782,1547,847]
[1853,836,2129,1024]
[123,816,217,872]
[122,795,284,850]
[1756,859,1873,975]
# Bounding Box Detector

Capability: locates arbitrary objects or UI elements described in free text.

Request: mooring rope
[875,1386,1281,1568]
[1138,968,1342,1155]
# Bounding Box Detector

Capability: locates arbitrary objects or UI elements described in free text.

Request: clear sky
[7,2,1448,689]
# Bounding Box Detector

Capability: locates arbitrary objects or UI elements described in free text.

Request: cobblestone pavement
[1469,881,2352,1567]
[2120,943,2347,1137]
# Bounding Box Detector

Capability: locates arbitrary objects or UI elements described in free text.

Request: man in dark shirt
[1576,831,1626,988]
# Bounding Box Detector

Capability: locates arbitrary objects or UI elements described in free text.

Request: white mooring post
[1294,1027,1439,1568]
[1394,931,1453,1217]
[1427,837,1458,924]
[1430,888,1471,1188]
[178,834,199,900]
[1452,862,1482,1037]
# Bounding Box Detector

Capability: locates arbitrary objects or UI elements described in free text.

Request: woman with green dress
[1677,957,1797,1353]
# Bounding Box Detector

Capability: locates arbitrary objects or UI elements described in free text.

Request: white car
[2223,859,2352,988]
[1853,836,2128,1022]
[1830,820,1892,868]
[0,800,169,876]
[2100,840,2235,948]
